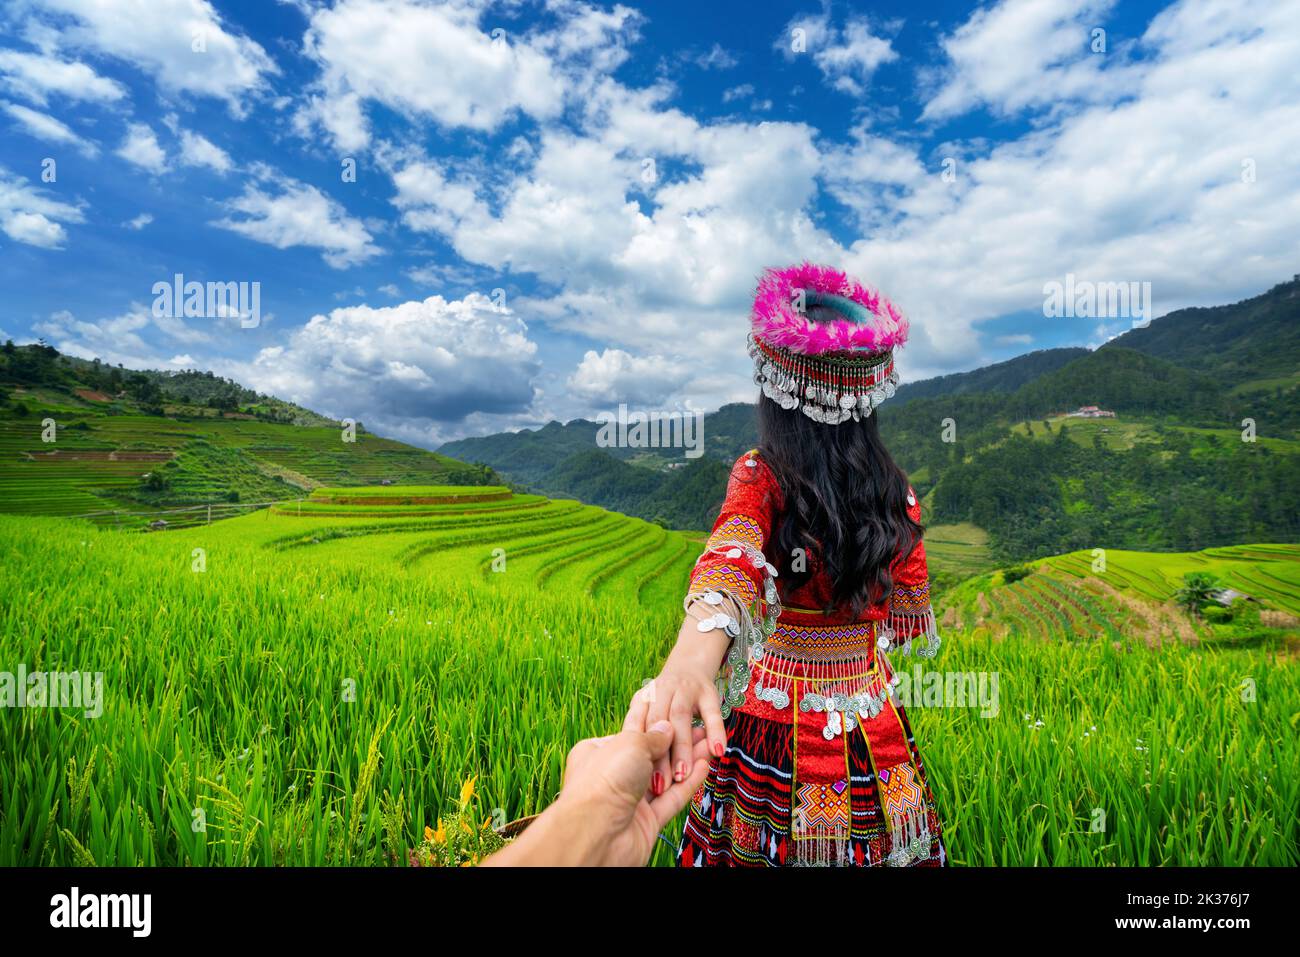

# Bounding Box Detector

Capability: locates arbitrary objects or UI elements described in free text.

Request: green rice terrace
[0,411,495,523]
[1,347,1297,868]
[1,478,1297,867]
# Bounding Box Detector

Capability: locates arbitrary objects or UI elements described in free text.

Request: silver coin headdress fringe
[749,333,899,424]
[748,262,908,424]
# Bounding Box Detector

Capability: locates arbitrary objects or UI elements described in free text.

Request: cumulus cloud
[776,12,898,95]
[922,0,1123,120]
[294,0,563,151]
[0,49,127,105]
[25,0,278,111]
[389,77,838,367]
[178,129,233,173]
[835,0,1300,375]
[115,122,168,173]
[565,348,694,406]
[34,305,156,365]
[0,165,85,248]
[233,293,542,439]
[213,173,381,268]
[293,0,641,151]
[1,100,98,156]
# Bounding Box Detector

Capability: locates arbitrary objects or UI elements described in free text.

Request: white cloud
[178,129,233,173]
[686,43,737,70]
[26,0,278,111]
[34,305,156,366]
[115,122,168,173]
[295,0,564,151]
[565,349,692,406]
[387,0,1300,413]
[922,0,1122,120]
[776,12,898,96]
[0,49,126,105]
[722,83,754,103]
[293,0,640,151]
[0,165,85,248]
[1,100,98,156]
[123,212,153,230]
[231,293,542,438]
[213,174,381,268]
[390,79,837,363]
[839,0,1300,373]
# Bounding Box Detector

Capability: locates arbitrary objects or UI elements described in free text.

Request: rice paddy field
[1,489,1298,867]
[0,411,491,520]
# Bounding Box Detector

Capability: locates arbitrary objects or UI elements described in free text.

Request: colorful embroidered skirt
[678,619,946,867]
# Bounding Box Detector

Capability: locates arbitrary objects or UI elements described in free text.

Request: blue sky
[1,0,1297,447]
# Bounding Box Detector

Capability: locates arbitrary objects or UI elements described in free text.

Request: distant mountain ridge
[439,276,1300,546]
[893,347,1089,404]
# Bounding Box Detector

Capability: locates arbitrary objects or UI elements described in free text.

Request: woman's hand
[624,664,727,798]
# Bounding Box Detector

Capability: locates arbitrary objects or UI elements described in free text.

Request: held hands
[624,664,727,800]
[482,713,711,867]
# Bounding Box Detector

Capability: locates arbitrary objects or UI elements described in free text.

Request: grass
[1009,415,1300,454]
[1,495,1297,867]
[0,405,495,520]
[924,522,995,585]
[310,485,511,505]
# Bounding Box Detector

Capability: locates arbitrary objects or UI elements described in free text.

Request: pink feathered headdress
[747,263,906,423]
[750,262,909,355]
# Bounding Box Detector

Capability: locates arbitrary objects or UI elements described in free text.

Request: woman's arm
[626,451,781,792]
[885,485,942,658]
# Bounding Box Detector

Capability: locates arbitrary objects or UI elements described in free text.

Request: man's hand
[483,697,712,867]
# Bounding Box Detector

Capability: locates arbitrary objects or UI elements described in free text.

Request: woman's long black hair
[758,391,922,618]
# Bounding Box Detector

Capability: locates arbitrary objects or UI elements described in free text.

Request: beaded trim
[749,332,899,424]
[685,539,782,719]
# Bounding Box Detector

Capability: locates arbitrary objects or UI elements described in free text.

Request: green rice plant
[0,509,1296,867]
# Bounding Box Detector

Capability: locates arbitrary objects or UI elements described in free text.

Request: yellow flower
[433,818,446,845]
[459,775,477,809]
[424,825,434,844]
[460,817,472,834]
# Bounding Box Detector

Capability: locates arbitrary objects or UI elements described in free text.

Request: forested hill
[1107,274,1300,381]
[892,347,1089,404]
[440,275,1300,557]
[0,341,496,517]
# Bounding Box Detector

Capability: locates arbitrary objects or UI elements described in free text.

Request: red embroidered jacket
[686,450,937,641]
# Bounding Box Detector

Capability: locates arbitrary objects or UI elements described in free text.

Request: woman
[627,262,946,867]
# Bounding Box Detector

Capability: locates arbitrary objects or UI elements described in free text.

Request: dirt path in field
[1079,576,1200,647]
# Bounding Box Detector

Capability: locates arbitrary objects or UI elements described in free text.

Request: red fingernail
[712,742,725,758]
[674,762,685,782]
[652,772,663,794]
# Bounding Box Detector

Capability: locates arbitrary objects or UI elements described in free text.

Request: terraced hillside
[2,488,1297,867]
[941,544,1300,652]
[0,410,495,520]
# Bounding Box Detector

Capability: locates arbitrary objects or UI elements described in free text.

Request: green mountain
[892,347,1089,404]
[439,276,1300,548]
[1108,275,1300,381]
[0,341,495,520]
